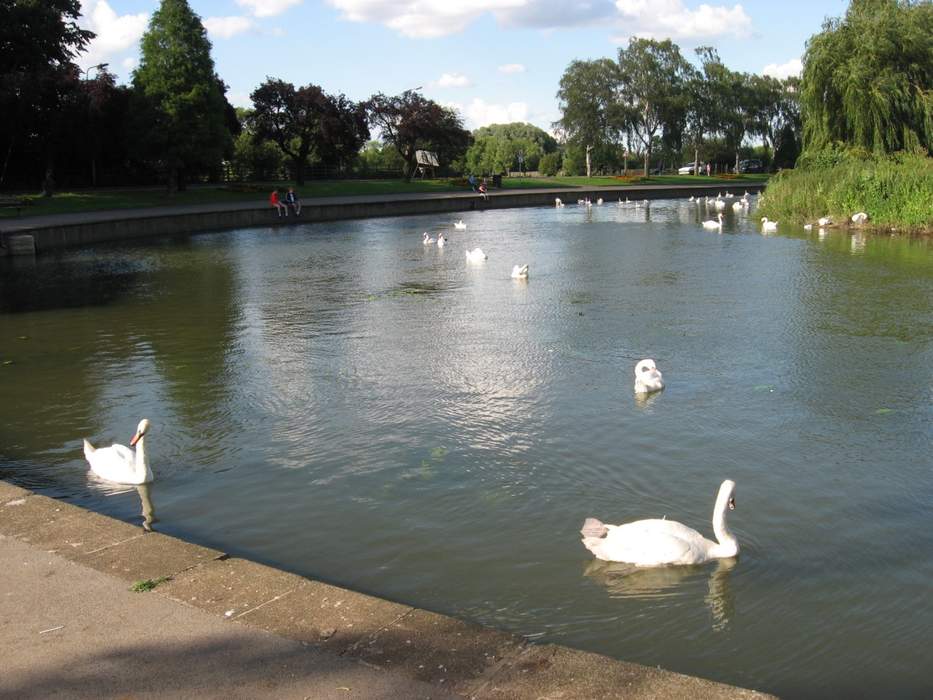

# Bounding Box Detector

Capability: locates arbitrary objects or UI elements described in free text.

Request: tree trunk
[294,156,306,185]
[694,146,700,176]
[735,151,740,173]
[40,148,56,197]
[585,144,592,178]
[643,146,650,177]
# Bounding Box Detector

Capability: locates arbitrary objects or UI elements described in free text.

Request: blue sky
[76,0,849,132]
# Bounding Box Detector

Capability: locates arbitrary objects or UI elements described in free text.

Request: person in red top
[270,189,287,217]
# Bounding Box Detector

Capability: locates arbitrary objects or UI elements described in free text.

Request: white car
[678,162,703,175]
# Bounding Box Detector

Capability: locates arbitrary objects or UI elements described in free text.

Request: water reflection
[584,558,737,631]
[136,483,157,531]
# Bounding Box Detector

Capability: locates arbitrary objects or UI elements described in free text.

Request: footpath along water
[1,198,931,698]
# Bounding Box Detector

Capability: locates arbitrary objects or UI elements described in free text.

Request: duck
[511,264,529,279]
[851,212,869,224]
[83,419,153,485]
[422,232,436,245]
[760,217,778,232]
[701,213,723,230]
[454,220,467,230]
[580,480,739,566]
[465,247,486,263]
[633,358,664,394]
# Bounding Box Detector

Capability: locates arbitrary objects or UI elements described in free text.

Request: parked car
[677,162,704,175]
[738,159,764,173]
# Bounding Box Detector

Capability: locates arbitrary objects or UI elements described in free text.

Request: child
[478,179,488,200]
[270,189,287,217]
[285,187,301,216]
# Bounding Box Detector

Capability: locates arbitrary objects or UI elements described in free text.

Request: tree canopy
[801,0,933,154]
[465,122,556,175]
[555,58,621,177]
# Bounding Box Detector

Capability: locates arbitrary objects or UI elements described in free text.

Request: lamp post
[80,63,108,186]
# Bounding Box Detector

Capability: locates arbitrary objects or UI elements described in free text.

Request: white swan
[83,419,153,485]
[803,224,813,231]
[714,198,726,211]
[701,213,723,230]
[634,358,664,394]
[454,220,467,230]
[466,247,486,263]
[581,480,739,566]
[423,232,435,245]
[555,198,564,208]
[760,217,778,232]
[851,212,868,224]
[731,200,744,212]
[596,198,603,205]
[511,264,529,279]
[818,216,832,227]
[436,234,446,248]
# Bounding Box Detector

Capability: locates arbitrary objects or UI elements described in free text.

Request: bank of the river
[0,480,773,699]
[759,153,933,235]
[0,182,765,255]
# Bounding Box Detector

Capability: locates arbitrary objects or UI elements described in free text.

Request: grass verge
[759,152,933,234]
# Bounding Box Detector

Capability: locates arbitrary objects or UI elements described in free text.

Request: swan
[701,213,723,230]
[423,232,435,245]
[714,198,726,211]
[596,198,603,205]
[732,201,744,212]
[511,264,529,279]
[454,220,467,230]
[466,247,486,263]
[851,212,868,224]
[436,234,446,248]
[760,217,778,232]
[818,216,831,227]
[688,196,695,203]
[803,224,813,231]
[555,198,564,208]
[83,419,153,485]
[633,358,664,394]
[581,480,739,566]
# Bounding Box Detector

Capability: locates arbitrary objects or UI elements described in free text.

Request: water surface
[2,199,932,697]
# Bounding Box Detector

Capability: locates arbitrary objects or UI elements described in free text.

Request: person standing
[285,187,301,216]
[706,162,711,177]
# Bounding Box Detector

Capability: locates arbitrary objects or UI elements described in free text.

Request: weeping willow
[801,0,932,154]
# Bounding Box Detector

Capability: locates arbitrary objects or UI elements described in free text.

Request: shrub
[539,152,562,176]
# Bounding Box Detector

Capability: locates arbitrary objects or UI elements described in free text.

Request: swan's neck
[711,496,739,558]
[134,436,149,478]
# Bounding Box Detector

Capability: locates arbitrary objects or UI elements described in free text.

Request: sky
[74,0,850,132]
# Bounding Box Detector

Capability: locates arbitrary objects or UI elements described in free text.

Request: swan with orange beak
[83,418,153,485]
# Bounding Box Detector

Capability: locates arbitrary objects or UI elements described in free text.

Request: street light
[80,62,109,81]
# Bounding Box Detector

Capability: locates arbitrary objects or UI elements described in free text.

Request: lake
[1,197,931,697]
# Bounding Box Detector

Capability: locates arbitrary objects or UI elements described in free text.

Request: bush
[539,152,562,176]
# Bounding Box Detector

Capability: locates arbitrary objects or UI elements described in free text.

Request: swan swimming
[701,213,723,230]
[423,232,436,245]
[555,198,564,208]
[581,480,739,566]
[466,247,487,263]
[633,358,664,394]
[436,234,446,247]
[454,220,467,230]
[511,264,529,279]
[732,200,744,212]
[83,419,153,485]
[760,217,778,232]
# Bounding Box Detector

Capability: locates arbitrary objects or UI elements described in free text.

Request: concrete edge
[0,479,777,699]
[0,183,767,255]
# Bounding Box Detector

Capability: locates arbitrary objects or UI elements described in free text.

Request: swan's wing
[586,519,708,566]
[85,443,135,483]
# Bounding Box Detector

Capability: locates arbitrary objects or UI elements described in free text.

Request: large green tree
[465,122,556,175]
[617,38,692,175]
[555,58,621,177]
[132,0,232,192]
[801,0,932,154]
[365,91,471,181]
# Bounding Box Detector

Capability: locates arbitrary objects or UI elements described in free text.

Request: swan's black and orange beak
[728,497,736,510]
[130,432,142,447]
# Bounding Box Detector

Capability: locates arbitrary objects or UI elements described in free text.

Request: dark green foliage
[466,122,557,174]
[132,0,232,192]
[539,151,561,176]
[801,0,933,154]
[555,58,621,177]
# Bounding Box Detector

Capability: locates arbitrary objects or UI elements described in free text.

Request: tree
[555,59,621,177]
[801,0,933,154]
[464,123,555,175]
[0,0,94,192]
[132,0,232,192]
[251,80,368,183]
[617,38,692,175]
[365,91,471,181]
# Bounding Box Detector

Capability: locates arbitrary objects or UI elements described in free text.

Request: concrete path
[0,481,776,699]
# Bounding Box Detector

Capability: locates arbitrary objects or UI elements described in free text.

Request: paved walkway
[0,182,766,234]
[0,481,775,699]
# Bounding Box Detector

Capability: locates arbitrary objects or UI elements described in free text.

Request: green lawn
[1,174,769,220]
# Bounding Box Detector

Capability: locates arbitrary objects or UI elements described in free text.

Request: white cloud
[121,56,137,72]
[236,0,303,18]
[204,16,255,39]
[464,98,529,128]
[77,0,148,70]
[498,63,526,74]
[435,72,472,88]
[762,57,802,80]
[613,0,752,41]
[227,92,253,108]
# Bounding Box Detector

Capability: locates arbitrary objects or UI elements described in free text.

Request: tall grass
[759,152,933,232]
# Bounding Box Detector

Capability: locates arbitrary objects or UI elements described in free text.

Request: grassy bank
[1,174,767,220]
[759,153,933,233]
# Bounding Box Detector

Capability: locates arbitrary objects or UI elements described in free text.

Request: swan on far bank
[511,264,529,279]
[851,212,869,224]
[580,480,739,566]
[634,358,664,394]
[83,419,153,485]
